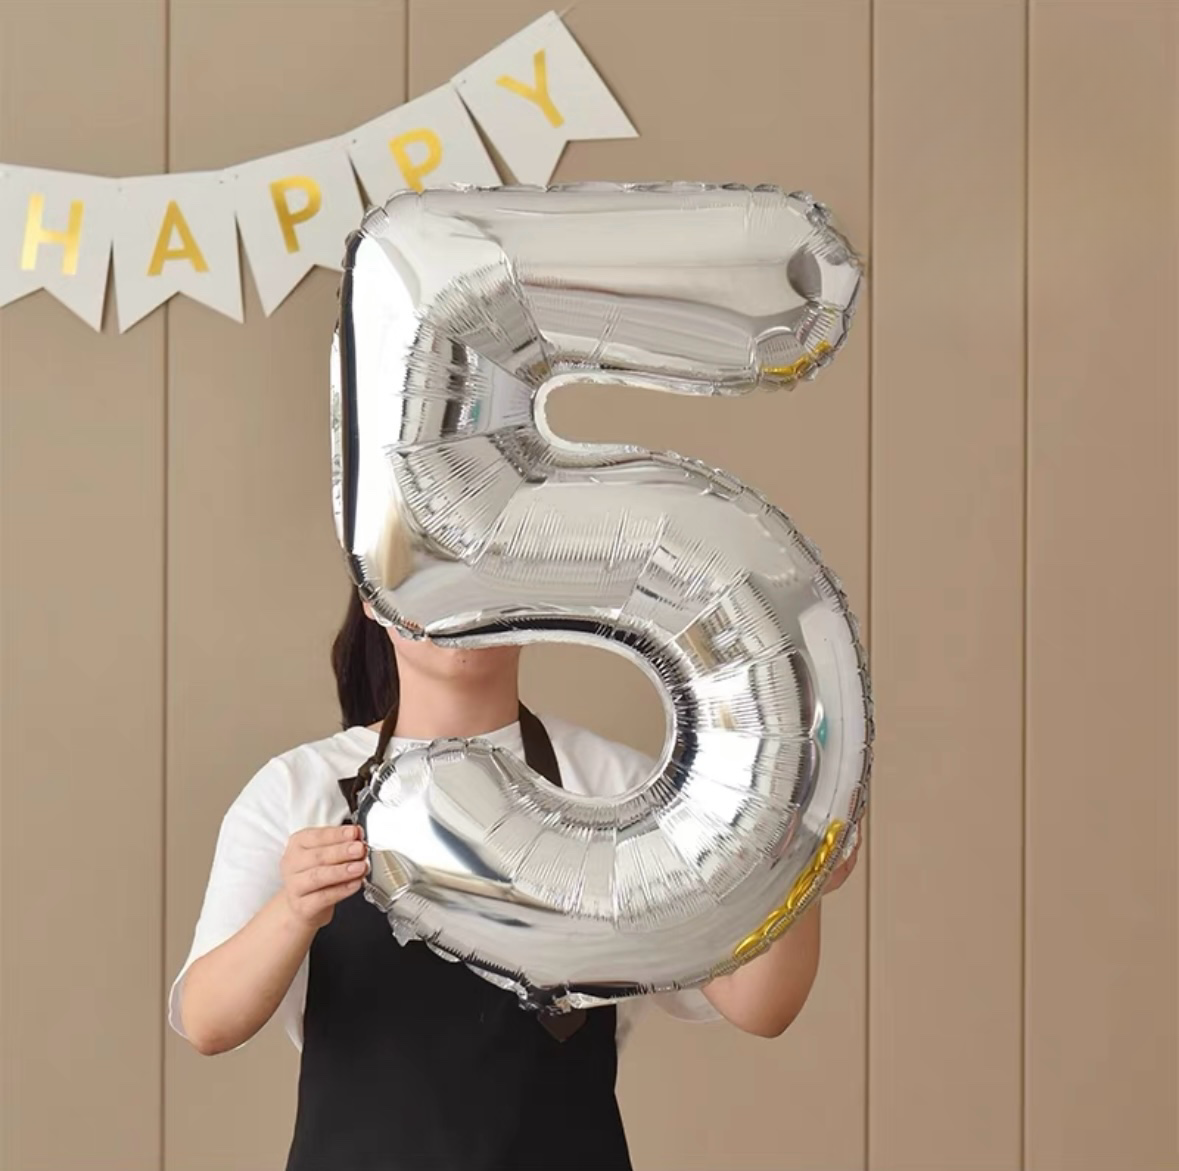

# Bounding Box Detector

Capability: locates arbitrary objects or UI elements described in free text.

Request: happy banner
[0,12,637,332]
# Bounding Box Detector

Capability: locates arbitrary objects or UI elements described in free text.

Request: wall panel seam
[864,1,875,1168]
[1020,2,1031,1169]
[160,0,172,1166]
[406,1,412,97]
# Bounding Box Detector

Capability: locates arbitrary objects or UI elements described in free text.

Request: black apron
[285,706,633,1171]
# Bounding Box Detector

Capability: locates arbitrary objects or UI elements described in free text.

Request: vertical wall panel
[162,3,406,1168]
[409,3,871,1169]
[870,4,1027,1169]
[0,2,166,1168]
[1025,3,1178,1168]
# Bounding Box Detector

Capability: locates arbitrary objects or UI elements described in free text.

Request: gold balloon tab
[732,819,846,963]
[765,339,833,382]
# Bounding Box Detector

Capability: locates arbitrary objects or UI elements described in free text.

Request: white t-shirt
[169,714,720,1051]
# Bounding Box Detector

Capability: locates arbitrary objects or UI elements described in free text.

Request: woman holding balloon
[173,594,860,1171]
[172,184,870,1171]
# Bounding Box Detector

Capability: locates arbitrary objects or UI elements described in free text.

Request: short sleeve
[167,757,293,1042]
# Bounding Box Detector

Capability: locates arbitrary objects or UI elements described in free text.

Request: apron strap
[518,704,561,788]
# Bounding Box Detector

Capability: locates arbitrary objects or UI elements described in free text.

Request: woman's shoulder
[272,725,378,780]
[231,725,376,830]
[537,712,660,798]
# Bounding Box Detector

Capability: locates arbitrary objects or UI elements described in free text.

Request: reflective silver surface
[332,183,872,1009]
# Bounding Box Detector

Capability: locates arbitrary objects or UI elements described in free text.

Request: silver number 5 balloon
[331,183,872,1011]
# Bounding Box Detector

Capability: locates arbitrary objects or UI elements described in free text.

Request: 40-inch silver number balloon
[331,183,872,1012]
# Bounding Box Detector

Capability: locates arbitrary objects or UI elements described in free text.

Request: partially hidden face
[385,626,521,684]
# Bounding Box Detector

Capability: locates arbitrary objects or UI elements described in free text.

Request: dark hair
[330,591,400,729]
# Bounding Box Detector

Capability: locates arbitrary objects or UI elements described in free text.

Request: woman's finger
[293,859,369,895]
[296,841,367,871]
[291,825,362,851]
[303,878,364,915]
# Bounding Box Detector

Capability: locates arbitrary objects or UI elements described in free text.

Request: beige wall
[1,1,1175,1169]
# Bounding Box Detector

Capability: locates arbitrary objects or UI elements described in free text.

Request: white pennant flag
[0,166,116,331]
[453,12,637,185]
[231,139,364,316]
[346,85,500,207]
[113,172,242,332]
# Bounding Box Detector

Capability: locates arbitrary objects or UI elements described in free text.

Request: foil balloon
[331,182,872,1012]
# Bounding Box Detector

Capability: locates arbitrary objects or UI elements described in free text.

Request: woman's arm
[179,824,367,1056]
[702,831,862,1038]
[180,891,319,1055]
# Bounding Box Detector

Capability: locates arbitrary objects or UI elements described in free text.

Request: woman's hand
[281,824,369,930]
